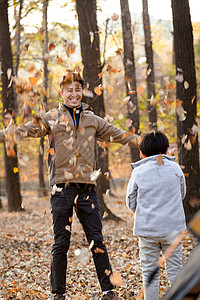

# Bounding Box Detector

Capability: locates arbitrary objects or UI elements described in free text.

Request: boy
[126,131,186,300]
[2,72,138,300]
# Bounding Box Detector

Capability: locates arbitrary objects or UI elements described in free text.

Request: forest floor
[0,183,198,300]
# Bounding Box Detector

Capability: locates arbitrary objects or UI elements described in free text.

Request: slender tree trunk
[76,0,120,221]
[171,0,200,221]
[142,0,157,130]
[0,0,22,212]
[15,0,23,76]
[38,0,48,193]
[120,0,140,162]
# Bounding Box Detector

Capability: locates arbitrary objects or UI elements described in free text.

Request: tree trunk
[120,0,140,162]
[171,0,200,221]
[76,0,120,221]
[15,0,23,76]
[38,0,48,194]
[0,0,22,212]
[142,0,157,130]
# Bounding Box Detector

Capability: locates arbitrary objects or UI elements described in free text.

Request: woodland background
[0,0,200,299]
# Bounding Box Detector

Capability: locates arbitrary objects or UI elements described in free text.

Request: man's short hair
[138,131,169,157]
[59,72,84,90]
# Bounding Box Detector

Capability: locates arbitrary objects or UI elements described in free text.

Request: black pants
[50,183,114,294]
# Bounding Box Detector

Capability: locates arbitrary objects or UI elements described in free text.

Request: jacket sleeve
[15,113,50,140]
[95,115,139,148]
[126,169,138,213]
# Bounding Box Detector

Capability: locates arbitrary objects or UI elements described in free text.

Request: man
[1,72,138,300]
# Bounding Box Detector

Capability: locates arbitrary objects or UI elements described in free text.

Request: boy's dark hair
[138,131,169,157]
[59,72,84,90]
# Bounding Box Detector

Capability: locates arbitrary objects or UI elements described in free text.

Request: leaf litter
[0,188,197,299]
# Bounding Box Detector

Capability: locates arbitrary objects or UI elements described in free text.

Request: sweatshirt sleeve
[126,169,138,213]
[15,113,51,139]
[95,115,139,148]
[171,161,186,200]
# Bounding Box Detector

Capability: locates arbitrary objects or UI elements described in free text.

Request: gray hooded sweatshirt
[126,155,186,237]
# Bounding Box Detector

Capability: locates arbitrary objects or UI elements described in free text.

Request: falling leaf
[149,95,157,105]
[66,42,76,57]
[41,87,47,96]
[156,154,164,166]
[7,68,12,80]
[176,100,187,121]
[38,27,45,35]
[164,98,172,107]
[177,67,183,72]
[128,90,136,95]
[51,184,63,195]
[98,72,103,79]
[184,81,189,89]
[110,272,123,287]
[138,57,146,64]
[191,124,200,134]
[146,68,151,78]
[123,96,130,104]
[89,31,94,44]
[90,169,101,181]
[104,114,113,123]
[48,42,55,51]
[94,84,103,96]
[13,167,19,173]
[105,269,111,276]
[126,119,132,127]
[117,112,124,120]
[47,148,55,156]
[195,116,200,125]
[56,55,64,64]
[74,194,79,205]
[103,211,108,219]
[7,148,16,157]
[106,64,121,75]
[107,85,114,94]
[145,25,150,29]
[137,86,144,95]
[94,247,104,254]
[23,41,29,51]
[28,64,36,72]
[175,73,183,83]
[64,170,74,180]
[89,240,94,250]
[191,95,196,104]
[115,48,123,55]
[116,200,123,204]
[184,140,192,150]
[128,102,136,113]
[83,88,94,98]
[29,77,38,86]
[65,225,71,232]
[111,13,119,21]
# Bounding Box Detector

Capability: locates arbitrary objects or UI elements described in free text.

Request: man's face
[60,81,82,108]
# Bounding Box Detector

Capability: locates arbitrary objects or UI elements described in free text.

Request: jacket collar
[59,102,89,112]
[131,154,176,169]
